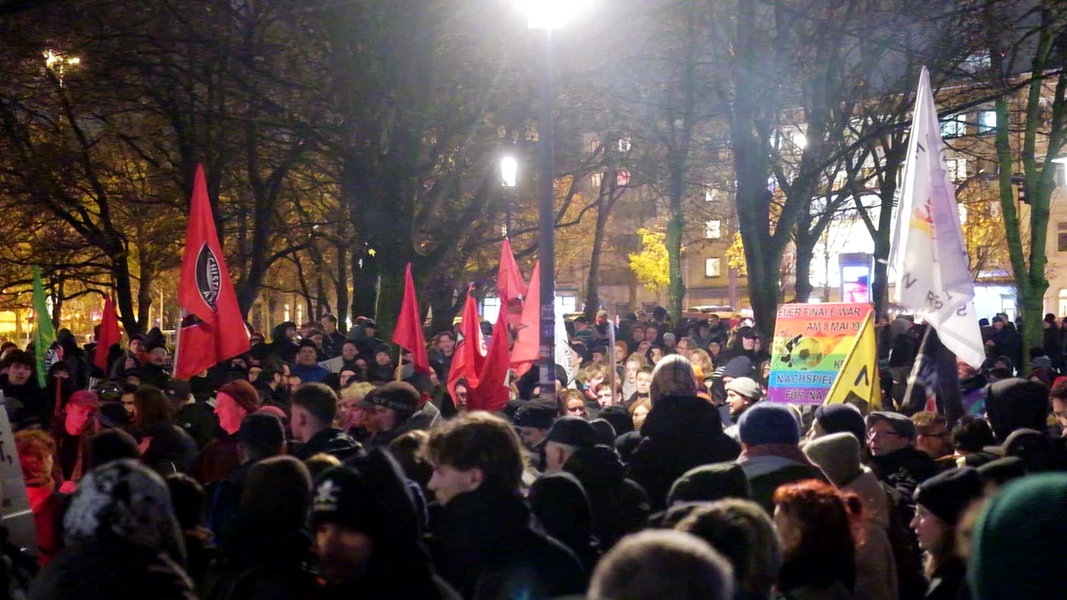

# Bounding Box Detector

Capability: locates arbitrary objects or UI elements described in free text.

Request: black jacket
[627,394,741,510]
[563,445,651,549]
[290,427,363,462]
[870,446,937,505]
[428,487,586,600]
[31,539,195,600]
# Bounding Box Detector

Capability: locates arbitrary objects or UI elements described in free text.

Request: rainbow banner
[767,303,872,405]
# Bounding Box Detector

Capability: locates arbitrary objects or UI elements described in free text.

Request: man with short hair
[0,349,46,428]
[912,411,953,466]
[289,383,362,461]
[675,337,697,360]
[291,340,331,384]
[589,530,733,600]
[319,313,346,359]
[423,412,586,598]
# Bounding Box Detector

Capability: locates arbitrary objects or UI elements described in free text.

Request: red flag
[496,238,527,302]
[509,261,540,376]
[446,288,485,402]
[93,296,121,371]
[175,165,250,379]
[392,263,431,375]
[470,304,511,412]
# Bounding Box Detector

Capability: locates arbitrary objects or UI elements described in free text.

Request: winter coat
[208,518,317,600]
[869,446,937,505]
[428,486,587,600]
[191,436,242,486]
[30,539,195,600]
[173,401,222,449]
[627,393,741,510]
[290,427,363,461]
[562,445,651,549]
[739,456,825,515]
[134,422,199,475]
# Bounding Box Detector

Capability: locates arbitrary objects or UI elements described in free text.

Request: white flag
[889,66,985,368]
[554,298,577,386]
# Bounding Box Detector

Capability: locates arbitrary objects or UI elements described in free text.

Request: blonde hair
[340,382,376,405]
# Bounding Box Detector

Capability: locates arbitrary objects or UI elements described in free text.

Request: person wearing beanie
[513,400,558,472]
[51,390,101,488]
[666,462,751,506]
[166,379,218,450]
[191,379,262,486]
[543,416,597,473]
[912,468,983,600]
[627,356,740,511]
[968,472,1067,600]
[735,403,823,515]
[809,403,867,443]
[866,411,937,506]
[290,339,331,384]
[528,471,601,572]
[311,451,459,598]
[722,377,762,440]
[367,343,396,383]
[805,432,902,600]
[358,381,424,449]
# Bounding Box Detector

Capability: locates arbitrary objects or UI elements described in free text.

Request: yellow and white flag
[824,310,882,411]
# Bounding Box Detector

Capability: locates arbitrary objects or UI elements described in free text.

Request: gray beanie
[725,377,762,401]
[803,431,863,487]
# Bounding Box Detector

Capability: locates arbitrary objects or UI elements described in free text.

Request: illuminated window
[705,258,721,278]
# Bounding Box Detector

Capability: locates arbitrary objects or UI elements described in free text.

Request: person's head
[912,411,951,459]
[145,343,169,366]
[290,383,339,443]
[951,415,996,454]
[320,313,338,333]
[215,379,261,436]
[88,428,141,469]
[560,389,587,418]
[635,366,654,395]
[16,429,55,486]
[589,529,734,600]
[644,325,659,342]
[675,499,781,599]
[165,473,205,532]
[543,416,596,473]
[810,403,867,442]
[772,480,856,593]
[240,456,312,532]
[423,411,524,504]
[631,325,646,342]
[63,459,180,552]
[373,344,392,367]
[337,340,358,363]
[452,379,470,411]
[237,412,286,463]
[865,411,915,456]
[614,340,629,362]
[649,354,697,403]
[724,377,761,418]
[625,353,648,382]
[512,402,556,450]
[738,403,800,449]
[258,358,286,389]
[359,381,420,432]
[984,377,1050,442]
[674,336,695,358]
[64,390,100,437]
[802,432,864,489]
[667,462,752,505]
[595,382,620,408]
[911,467,983,577]
[388,429,433,490]
[296,340,319,366]
[132,385,172,428]
[736,326,759,351]
[4,350,34,385]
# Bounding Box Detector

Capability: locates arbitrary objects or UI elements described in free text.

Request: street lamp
[500,156,517,238]
[518,0,591,404]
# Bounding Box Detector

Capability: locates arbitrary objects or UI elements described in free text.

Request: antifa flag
[174,165,250,380]
[93,296,121,371]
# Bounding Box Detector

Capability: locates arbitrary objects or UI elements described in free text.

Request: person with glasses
[866,411,937,508]
[912,411,954,470]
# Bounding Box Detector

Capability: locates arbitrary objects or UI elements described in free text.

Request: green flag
[31,266,55,387]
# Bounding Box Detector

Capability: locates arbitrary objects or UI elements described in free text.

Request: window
[617,136,632,153]
[616,170,631,186]
[1058,222,1067,252]
[704,220,722,240]
[941,118,966,138]
[978,110,997,133]
[946,158,968,182]
[705,258,721,278]
[590,172,603,188]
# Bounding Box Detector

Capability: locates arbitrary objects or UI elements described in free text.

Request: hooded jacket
[428,486,586,600]
[563,445,651,550]
[290,427,363,462]
[626,394,741,510]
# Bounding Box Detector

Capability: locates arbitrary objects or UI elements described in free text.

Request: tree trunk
[584,188,612,319]
[793,247,813,303]
[333,241,349,333]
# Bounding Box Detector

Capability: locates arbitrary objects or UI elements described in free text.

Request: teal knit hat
[969,472,1067,599]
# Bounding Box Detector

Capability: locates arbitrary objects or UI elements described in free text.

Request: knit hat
[724,377,761,401]
[588,419,617,447]
[803,431,863,487]
[513,401,558,430]
[597,405,634,436]
[546,416,597,448]
[237,412,285,450]
[813,403,867,442]
[68,390,100,409]
[362,381,420,420]
[969,473,1067,599]
[976,456,1027,488]
[162,379,192,404]
[310,465,379,533]
[913,467,983,526]
[667,462,752,505]
[738,403,800,446]
[719,356,755,379]
[217,379,261,413]
[866,411,915,440]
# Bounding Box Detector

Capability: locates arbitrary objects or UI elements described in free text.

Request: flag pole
[902,324,933,412]
[172,309,185,379]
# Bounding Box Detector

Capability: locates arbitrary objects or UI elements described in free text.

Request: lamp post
[500,155,518,238]
[521,0,571,404]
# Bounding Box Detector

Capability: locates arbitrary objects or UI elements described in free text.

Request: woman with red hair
[772,479,858,599]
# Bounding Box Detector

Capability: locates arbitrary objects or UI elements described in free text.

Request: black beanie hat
[914,467,983,526]
[814,403,867,442]
[310,466,380,533]
[667,462,752,505]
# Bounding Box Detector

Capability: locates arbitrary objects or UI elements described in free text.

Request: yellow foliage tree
[957,179,1013,279]
[629,227,669,293]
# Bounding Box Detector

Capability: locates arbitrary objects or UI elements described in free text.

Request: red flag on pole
[446,288,485,402]
[174,165,250,380]
[470,304,511,412]
[392,263,431,375]
[93,296,121,371]
[496,238,527,302]
[509,261,540,375]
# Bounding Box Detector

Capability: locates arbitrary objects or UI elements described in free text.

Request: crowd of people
[0,307,1064,599]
